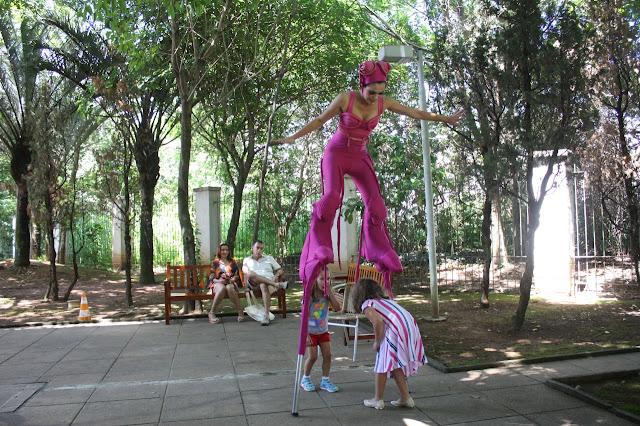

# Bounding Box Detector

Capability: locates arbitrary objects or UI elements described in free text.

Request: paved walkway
[0,313,637,425]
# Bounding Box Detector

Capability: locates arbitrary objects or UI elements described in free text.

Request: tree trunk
[171,16,198,313]
[44,224,58,301]
[31,222,42,259]
[490,190,509,266]
[10,134,31,268]
[176,100,200,313]
[511,178,524,257]
[480,195,492,309]
[13,178,31,268]
[135,123,160,285]
[512,200,541,330]
[621,163,640,285]
[42,159,59,301]
[226,175,247,254]
[58,230,67,265]
[177,99,197,266]
[63,214,80,302]
[138,178,156,284]
[512,13,537,331]
[253,152,268,244]
[63,135,85,302]
[123,135,134,307]
[123,200,133,307]
[480,144,499,309]
[171,16,197,267]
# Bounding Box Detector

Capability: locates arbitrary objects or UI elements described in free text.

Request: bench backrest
[165,262,210,291]
[345,262,388,286]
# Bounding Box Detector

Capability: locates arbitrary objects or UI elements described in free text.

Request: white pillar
[332,176,358,266]
[194,186,221,265]
[112,204,126,270]
[533,161,572,294]
[54,226,69,264]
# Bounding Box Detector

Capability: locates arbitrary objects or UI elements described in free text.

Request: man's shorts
[309,331,331,346]
[246,279,278,294]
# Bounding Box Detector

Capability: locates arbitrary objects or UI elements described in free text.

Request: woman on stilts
[276,59,464,415]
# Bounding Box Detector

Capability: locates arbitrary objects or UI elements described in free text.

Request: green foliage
[74,220,109,268]
[0,151,13,259]
[0,196,13,259]
[0,0,632,283]
[342,197,364,225]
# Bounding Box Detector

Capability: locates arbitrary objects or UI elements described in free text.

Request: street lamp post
[379,45,444,320]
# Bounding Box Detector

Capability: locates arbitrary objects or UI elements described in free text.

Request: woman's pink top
[336,91,384,146]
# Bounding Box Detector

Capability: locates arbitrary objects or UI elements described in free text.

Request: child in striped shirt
[351,278,427,410]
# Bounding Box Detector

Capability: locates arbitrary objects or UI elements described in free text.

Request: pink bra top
[337,91,384,143]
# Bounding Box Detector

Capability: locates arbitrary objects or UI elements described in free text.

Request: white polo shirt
[243,255,281,279]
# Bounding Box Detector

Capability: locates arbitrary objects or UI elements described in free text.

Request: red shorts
[308,331,331,346]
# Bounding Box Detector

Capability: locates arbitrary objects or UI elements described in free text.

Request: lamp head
[378,45,414,64]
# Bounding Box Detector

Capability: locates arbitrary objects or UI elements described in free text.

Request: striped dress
[361,298,427,377]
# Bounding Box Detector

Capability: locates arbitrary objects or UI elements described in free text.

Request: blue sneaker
[320,378,338,392]
[300,377,315,391]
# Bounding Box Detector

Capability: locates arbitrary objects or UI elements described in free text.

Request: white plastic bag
[244,290,275,323]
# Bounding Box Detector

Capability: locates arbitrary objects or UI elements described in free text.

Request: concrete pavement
[0,313,638,425]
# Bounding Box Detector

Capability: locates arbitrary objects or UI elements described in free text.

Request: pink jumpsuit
[298,91,403,292]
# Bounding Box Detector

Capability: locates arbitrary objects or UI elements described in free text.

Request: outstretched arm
[270,93,347,144]
[386,98,465,127]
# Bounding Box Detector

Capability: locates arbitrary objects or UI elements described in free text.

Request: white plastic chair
[327,282,370,362]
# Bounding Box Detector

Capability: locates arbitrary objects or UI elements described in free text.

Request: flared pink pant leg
[298,133,403,288]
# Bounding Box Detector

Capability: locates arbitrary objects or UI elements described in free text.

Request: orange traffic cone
[78,292,91,322]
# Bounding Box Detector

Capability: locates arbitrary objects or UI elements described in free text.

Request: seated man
[242,240,290,326]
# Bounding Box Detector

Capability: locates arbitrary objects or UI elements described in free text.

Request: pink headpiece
[359,60,392,89]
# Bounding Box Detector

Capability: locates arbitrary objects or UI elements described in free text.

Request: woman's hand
[306,335,312,347]
[270,136,295,145]
[445,108,466,127]
[373,340,380,352]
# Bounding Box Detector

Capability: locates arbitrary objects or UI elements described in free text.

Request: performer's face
[362,82,386,104]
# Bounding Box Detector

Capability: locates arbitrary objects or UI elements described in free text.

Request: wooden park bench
[328,262,390,361]
[163,262,287,325]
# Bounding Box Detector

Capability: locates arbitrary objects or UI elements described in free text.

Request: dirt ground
[1,260,639,367]
[410,289,640,366]
[0,260,168,326]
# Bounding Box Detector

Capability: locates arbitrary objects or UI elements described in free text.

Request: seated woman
[208,243,245,324]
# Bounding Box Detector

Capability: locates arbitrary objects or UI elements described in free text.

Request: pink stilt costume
[297,61,403,355]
